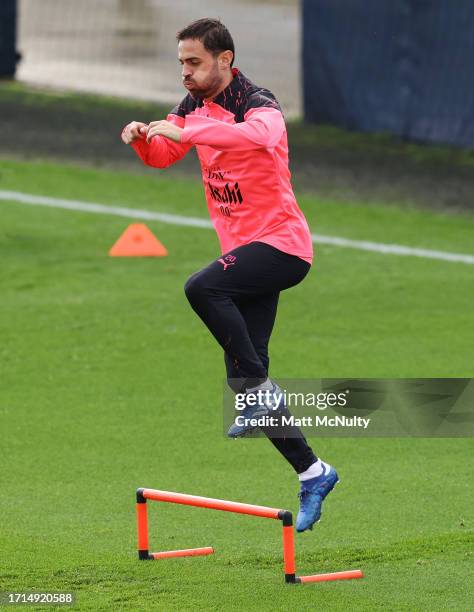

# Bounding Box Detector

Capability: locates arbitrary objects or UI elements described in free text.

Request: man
[121,18,337,532]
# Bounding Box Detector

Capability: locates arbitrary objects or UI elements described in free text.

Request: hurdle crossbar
[136,487,364,585]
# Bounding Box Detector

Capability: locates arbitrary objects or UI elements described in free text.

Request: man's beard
[183,69,223,99]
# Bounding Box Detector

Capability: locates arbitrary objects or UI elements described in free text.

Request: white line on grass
[1,189,473,265]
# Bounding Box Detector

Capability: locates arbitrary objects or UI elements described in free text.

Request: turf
[0,159,473,610]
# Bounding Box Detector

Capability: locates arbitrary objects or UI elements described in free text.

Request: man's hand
[146,120,183,143]
[121,121,147,144]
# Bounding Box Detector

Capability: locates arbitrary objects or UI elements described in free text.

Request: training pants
[184,241,317,474]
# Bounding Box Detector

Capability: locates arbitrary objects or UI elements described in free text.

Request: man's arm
[121,113,192,168]
[180,107,285,151]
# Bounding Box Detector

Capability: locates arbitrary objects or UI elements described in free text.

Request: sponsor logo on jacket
[208,182,243,205]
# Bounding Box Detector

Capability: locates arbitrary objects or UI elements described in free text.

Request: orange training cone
[109,223,168,257]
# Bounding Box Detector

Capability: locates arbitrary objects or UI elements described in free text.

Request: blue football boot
[296,464,339,532]
[227,382,285,438]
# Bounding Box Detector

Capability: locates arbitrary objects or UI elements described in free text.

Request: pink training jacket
[130,68,313,263]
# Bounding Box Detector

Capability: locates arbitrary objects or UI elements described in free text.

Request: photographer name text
[233,415,371,429]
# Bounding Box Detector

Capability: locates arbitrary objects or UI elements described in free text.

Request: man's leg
[224,294,317,475]
[223,292,276,390]
[184,242,309,387]
[185,241,338,531]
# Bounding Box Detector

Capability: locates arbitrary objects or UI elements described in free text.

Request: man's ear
[218,50,234,69]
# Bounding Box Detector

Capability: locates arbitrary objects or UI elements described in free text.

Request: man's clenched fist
[145,120,183,143]
[121,121,147,144]
[121,120,184,144]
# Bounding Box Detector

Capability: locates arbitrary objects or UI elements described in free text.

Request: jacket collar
[206,68,246,109]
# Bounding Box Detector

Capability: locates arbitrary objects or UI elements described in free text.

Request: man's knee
[184,270,213,305]
[184,273,201,304]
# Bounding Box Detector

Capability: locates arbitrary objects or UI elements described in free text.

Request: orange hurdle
[136,487,364,585]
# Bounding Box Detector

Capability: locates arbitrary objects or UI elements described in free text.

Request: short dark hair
[176,18,235,67]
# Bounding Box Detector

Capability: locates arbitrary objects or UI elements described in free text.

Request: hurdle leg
[136,488,214,560]
[277,509,364,585]
[279,511,297,583]
[150,547,214,559]
[136,489,150,560]
[299,569,364,583]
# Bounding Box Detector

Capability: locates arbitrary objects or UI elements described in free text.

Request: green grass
[0,80,171,117]
[1,159,473,610]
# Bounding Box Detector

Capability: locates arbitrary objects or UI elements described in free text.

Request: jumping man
[121,18,338,532]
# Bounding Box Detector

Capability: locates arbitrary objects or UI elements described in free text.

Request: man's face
[178,38,226,99]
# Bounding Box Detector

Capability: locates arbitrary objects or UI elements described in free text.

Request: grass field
[1,158,473,611]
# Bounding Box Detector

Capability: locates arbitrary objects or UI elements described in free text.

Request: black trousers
[184,241,317,474]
